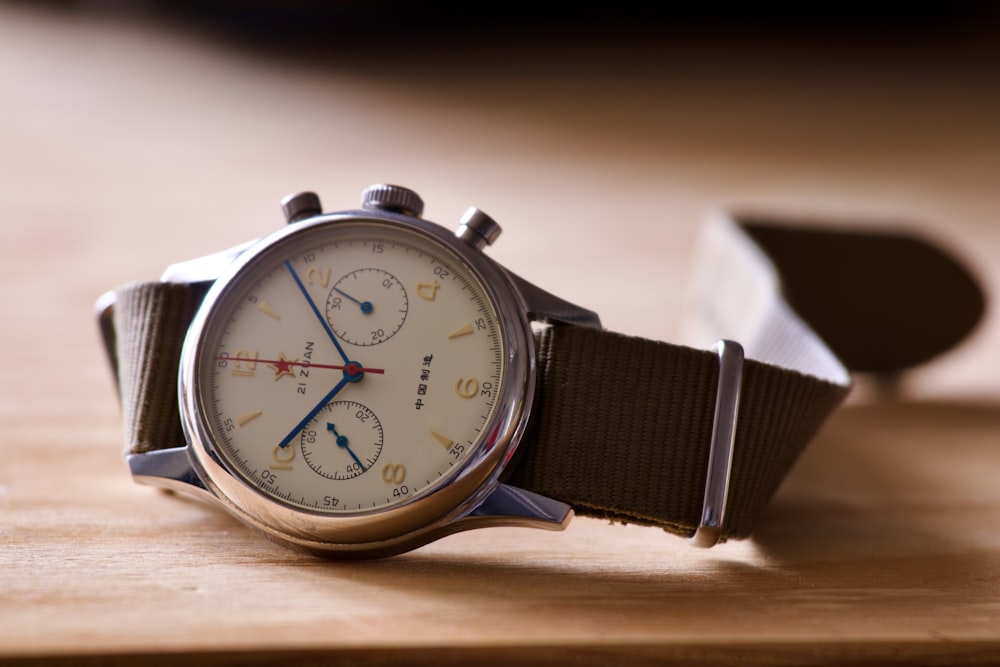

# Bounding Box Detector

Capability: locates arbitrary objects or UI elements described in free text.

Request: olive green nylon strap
[738,221,984,373]
[503,325,848,538]
[112,281,209,455]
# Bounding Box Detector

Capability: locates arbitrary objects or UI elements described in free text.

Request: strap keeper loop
[690,339,744,548]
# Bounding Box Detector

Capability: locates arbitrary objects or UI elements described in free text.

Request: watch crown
[281,191,322,224]
[361,184,424,218]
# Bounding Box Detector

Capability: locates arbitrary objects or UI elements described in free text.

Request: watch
[96,184,983,558]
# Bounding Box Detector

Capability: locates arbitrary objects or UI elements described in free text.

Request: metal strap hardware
[689,339,744,548]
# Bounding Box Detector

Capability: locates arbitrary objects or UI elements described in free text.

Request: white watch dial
[194,220,505,514]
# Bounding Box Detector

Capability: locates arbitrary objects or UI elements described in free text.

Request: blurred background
[3,1,997,392]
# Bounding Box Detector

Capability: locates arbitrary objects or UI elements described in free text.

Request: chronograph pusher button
[281,191,323,224]
[455,208,502,251]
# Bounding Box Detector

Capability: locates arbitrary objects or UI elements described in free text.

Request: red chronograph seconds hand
[213,356,385,376]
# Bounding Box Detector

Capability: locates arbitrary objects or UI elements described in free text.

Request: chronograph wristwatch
[97,184,983,558]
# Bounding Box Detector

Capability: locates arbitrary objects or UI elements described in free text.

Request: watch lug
[466,483,573,529]
[159,239,258,284]
[507,271,602,328]
[406,484,571,550]
[127,447,215,503]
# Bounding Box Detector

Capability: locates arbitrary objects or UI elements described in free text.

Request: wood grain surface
[2,5,999,665]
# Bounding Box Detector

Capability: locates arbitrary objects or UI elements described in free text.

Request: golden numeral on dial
[306,266,331,288]
[454,377,479,399]
[229,350,259,377]
[270,444,295,471]
[381,464,406,485]
[416,280,440,301]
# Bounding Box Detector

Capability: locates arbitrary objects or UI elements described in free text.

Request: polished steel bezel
[177,209,535,557]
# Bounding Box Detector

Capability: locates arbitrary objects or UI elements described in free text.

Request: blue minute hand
[285,260,350,364]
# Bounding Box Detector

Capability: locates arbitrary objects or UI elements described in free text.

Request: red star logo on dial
[267,352,298,381]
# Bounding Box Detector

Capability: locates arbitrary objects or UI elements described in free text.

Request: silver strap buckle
[690,339,745,548]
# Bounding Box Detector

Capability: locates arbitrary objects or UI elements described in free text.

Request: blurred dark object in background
[24,1,1000,55]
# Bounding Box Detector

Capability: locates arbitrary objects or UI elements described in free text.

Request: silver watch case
[132,202,600,558]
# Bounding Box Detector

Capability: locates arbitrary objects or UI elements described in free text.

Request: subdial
[326,268,408,346]
[300,401,384,480]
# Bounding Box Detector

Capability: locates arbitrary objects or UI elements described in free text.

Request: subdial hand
[327,423,366,471]
[333,287,373,314]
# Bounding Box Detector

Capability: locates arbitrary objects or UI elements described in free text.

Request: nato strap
[504,212,983,539]
[111,281,210,455]
[103,214,983,541]
[504,325,848,538]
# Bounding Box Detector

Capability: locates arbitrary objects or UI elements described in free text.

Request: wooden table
[2,6,999,665]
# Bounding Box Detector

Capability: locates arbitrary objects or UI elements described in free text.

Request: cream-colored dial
[196,220,505,514]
